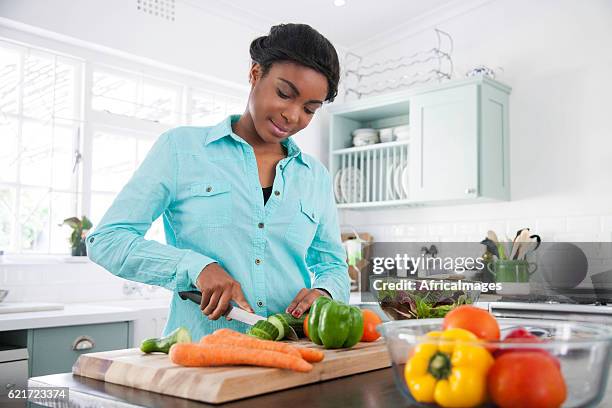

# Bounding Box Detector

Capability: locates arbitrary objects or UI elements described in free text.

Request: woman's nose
[281,105,300,124]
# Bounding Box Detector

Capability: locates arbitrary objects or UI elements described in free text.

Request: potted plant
[60,216,93,256]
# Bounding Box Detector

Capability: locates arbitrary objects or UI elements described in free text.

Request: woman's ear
[249,63,262,86]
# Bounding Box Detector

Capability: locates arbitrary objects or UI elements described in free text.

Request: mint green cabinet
[327,77,511,208]
[28,322,131,376]
[409,84,479,201]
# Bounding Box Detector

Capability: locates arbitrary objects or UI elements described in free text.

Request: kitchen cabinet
[0,321,131,378]
[327,76,511,208]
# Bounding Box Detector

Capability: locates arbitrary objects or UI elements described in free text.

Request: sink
[0,302,65,314]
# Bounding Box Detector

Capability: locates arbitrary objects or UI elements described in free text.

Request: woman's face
[248,61,328,143]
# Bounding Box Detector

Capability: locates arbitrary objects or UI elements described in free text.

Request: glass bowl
[378,318,612,408]
[370,276,481,320]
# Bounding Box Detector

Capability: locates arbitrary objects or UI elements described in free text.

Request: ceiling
[189,0,464,50]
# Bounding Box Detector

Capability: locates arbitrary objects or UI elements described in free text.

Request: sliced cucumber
[247,320,279,341]
[140,326,191,354]
[275,313,306,338]
[267,315,288,341]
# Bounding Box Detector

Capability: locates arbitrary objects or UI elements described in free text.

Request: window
[0,41,82,254]
[0,38,247,255]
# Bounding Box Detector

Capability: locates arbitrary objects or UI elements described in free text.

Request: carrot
[201,332,302,358]
[297,347,325,363]
[169,343,313,372]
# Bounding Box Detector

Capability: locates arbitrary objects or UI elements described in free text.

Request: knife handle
[178,290,202,305]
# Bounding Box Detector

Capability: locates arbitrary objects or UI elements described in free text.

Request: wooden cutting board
[72,340,391,404]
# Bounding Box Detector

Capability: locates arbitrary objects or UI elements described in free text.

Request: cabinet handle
[465,188,476,195]
[72,335,95,351]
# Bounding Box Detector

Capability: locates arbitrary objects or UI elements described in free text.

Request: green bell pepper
[307,297,364,349]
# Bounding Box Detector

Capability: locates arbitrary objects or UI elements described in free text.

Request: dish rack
[333,140,409,207]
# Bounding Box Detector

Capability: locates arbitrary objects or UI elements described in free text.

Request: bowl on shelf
[378,318,612,407]
[369,276,480,320]
[393,124,410,141]
[352,128,379,146]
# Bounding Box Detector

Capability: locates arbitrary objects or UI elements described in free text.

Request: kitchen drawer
[0,359,28,396]
[30,322,129,376]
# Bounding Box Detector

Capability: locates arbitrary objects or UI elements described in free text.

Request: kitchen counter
[27,367,612,407]
[0,298,171,331]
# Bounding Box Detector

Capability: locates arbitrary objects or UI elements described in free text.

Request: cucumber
[267,315,288,341]
[140,326,191,354]
[247,320,279,341]
[274,313,306,338]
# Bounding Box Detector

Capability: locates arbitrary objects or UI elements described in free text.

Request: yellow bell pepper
[404,328,494,408]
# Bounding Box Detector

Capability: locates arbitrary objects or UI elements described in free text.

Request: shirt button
[206,186,212,192]
[274,190,280,196]
[258,222,264,229]
[257,300,264,307]
[89,237,95,243]
[255,258,262,265]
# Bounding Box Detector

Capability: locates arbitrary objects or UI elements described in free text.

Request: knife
[178,291,300,340]
[178,291,265,326]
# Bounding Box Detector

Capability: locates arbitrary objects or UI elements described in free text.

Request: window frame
[0,34,248,259]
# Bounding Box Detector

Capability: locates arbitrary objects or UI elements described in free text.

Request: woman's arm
[86,130,215,292]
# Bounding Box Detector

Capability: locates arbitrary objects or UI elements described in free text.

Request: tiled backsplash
[340,214,612,244]
[0,260,171,303]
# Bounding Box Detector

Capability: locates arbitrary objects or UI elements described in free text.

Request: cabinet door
[410,85,479,201]
[30,322,129,376]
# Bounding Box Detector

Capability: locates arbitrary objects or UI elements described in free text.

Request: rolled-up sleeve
[86,130,216,292]
[307,170,350,303]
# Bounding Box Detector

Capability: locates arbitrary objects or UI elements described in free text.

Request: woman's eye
[304,108,315,115]
[277,89,289,99]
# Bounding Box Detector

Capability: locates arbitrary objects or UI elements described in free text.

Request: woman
[86,23,349,340]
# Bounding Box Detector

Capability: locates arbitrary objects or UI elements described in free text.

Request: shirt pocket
[285,199,319,249]
[187,181,232,227]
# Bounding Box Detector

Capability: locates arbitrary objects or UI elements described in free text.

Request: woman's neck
[233,113,285,155]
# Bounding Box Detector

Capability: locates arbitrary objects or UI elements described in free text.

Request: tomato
[361,309,382,342]
[442,305,500,341]
[488,352,566,408]
[303,313,309,339]
[494,327,561,368]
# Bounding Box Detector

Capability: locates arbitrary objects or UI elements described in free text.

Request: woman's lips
[269,119,290,138]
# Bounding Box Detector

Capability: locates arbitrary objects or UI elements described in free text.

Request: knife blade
[178,290,266,326]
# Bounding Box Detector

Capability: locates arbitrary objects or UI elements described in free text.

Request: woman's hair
[249,23,340,102]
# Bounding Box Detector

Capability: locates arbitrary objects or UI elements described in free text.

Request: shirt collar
[205,115,311,169]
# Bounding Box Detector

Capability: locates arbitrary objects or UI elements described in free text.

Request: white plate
[394,163,405,199]
[385,163,397,200]
[401,165,410,198]
[334,169,344,203]
[352,128,377,136]
[340,166,363,203]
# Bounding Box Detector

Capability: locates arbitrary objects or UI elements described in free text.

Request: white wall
[338,0,612,245]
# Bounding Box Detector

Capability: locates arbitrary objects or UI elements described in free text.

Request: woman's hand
[286,288,331,318]
[196,263,254,320]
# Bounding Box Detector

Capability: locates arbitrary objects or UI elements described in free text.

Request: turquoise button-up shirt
[86,115,349,340]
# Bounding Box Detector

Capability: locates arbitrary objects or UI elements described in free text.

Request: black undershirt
[262,185,273,205]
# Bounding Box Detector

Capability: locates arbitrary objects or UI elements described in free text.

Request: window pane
[138,82,179,124]
[0,45,20,115]
[50,122,77,190]
[19,187,50,252]
[0,119,19,183]
[90,192,115,228]
[190,91,244,126]
[92,71,137,116]
[0,187,15,250]
[92,131,136,191]
[20,120,53,186]
[49,191,77,254]
[52,61,77,120]
[22,53,56,120]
